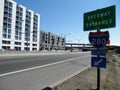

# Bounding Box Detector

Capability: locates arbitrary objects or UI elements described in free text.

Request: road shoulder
[50,52,120,90]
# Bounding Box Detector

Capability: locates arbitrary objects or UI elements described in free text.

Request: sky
[14,0,120,45]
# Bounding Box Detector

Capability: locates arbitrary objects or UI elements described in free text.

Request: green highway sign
[84,5,116,31]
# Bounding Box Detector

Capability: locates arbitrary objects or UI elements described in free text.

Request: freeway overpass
[65,43,93,52]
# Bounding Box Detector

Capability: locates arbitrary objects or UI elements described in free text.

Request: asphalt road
[0,52,90,74]
[0,52,91,90]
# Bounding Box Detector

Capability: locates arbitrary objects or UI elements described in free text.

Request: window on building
[8,24,11,28]
[15,47,21,51]
[2,40,6,44]
[3,28,7,33]
[3,24,7,28]
[28,12,31,16]
[9,8,12,12]
[2,40,11,44]
[19,36,21,40]
[32,48,37,50]
[8,18,12,23]
[15,42,17,45]
[8,41,11,44]
[24,43,30,46]
[9,2,13,7]
[15,42,21,45]
[2,46,6,50]
[20,7,23,12]
[20,12,23,16]
[25,37,30,41]
[19,17,22,21]
[35,15,38,19]
[8,13,12,18]
[2,46,10,50]
[15,36,18,40]
[4,13,8,17]
[5,0,8,5]
[33,44,37,46]
[16,17,19,21]
[15,31,18,35]
[19,31,21,36]
[4,7,8,12]
[33,38,37,42]
[3,34,7,38]
[19,22,22,26]
[8,35,11,39]
[8,29,11,34]
[4,17,7,22]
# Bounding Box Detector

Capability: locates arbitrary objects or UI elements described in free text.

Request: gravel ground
[52,51,120,90]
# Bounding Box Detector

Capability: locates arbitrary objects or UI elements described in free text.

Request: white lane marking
[0,55,90,77]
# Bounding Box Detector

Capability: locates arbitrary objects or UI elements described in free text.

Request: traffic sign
[91,57,106,68]
[91,49,106,56]
[84,5,116,31]
[89,31,109,47]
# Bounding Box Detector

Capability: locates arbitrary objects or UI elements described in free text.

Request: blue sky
[14,0,120,45]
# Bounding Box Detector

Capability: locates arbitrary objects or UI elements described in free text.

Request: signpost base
[97,67,100,90]
[91,67,100,90]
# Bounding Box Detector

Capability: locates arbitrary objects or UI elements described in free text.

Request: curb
[42,65,90,90]
[0,51,90,57]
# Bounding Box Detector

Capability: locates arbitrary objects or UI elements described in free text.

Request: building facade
[40,30,65,50]
[0,0,40,51]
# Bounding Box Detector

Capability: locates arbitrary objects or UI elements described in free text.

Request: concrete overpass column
[83,44,85,48]
[70,44,72,52]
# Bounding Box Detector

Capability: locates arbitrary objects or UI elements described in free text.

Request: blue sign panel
[91,49,106,56]
[89,31,109,48]
[91,57,106,68]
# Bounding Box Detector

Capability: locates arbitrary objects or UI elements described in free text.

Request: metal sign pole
[97,30,100,90]
[97,48,100,90]
[97,67,100,90]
